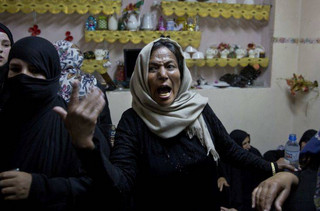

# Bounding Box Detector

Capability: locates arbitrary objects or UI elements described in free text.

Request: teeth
[159,92,170,97]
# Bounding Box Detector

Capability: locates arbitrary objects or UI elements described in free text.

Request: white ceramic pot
[108,14,118,31]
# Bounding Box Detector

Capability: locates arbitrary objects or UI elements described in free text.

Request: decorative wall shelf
[81,59,108,74]
[0,0,121,15]
[186,57,269,68]
[85,30,202,48]
[161,1,270,21]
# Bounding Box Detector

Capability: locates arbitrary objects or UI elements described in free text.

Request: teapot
[124,13,141,31]
[235,48,247,58]
[220,49,230,59]
[141,13,156,31]
[94,49,109,60]
[166,19,181,31]
[206,48,219,59]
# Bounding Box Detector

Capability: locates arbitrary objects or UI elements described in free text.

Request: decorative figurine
[86,15,97,31]
[97,16,108,30]
[158,16,166,31]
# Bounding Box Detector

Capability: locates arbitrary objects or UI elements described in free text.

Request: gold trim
[81,59,108,74]
[85,30,202,48]
[0,0,121,15]
[271,162,276,176]
[161,1,270,21]
[186,58,269,68]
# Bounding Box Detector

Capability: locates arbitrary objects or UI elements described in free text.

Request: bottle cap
[289,134,297,141]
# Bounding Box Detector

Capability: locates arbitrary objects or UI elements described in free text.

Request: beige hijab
[130,38,219,161]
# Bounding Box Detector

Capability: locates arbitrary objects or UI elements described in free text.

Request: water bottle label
[285,150,299,162]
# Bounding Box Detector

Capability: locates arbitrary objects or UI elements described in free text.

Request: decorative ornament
[122,0,144,21]
[285,74,318,96]
[64,31,73,41]
[28,24,41,36]
[86,15,97,31]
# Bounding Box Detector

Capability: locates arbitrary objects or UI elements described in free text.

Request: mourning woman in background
[55,37,297,211]
[0,36,106,210]
[221,129,266,211]
[0,22,13,109]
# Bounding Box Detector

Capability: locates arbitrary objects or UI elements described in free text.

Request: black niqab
[0,36,90,210]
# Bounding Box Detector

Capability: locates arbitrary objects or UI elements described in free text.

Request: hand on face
[53,80,105,150]
[0,170,32,200]
[148,46,181,106]
[0,32,11,67]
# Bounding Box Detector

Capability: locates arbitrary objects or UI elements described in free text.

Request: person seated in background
[0,36,106,210]
[54,37,296,211]
[282,129,320,211]
[221,129,266,211]
[53,39,112,141]
[0,22,13,109]
[263,129,317,162]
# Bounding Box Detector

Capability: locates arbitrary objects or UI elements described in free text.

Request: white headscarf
[130,37,219,161]
[53,40,97,102]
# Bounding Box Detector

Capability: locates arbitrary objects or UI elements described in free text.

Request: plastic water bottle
[284,134,300,168]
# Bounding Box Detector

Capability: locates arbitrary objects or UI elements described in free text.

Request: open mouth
[157,85,172,98]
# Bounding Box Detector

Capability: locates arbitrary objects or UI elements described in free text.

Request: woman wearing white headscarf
[55,37,296,211]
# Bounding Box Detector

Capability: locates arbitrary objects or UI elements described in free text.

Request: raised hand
[53,80,106,150]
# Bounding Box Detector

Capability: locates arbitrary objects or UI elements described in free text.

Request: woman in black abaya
[0,36,106,210]
[223,129,266,211]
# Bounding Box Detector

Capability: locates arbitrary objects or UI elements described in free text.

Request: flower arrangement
[286,73,318,96]
[122,0,144,20]
[217,42,231,51]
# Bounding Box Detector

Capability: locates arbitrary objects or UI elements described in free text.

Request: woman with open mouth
[55,37,299,211]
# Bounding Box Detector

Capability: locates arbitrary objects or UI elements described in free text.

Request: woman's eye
[167,64,176,70]
[148,66,157,73]
[28,66,41,74]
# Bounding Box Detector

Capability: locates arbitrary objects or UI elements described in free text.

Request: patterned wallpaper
[273,37,320,44]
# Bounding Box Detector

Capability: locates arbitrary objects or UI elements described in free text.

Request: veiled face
[8,58,46,79]
[148,46,181,106]
[0,32,11,67]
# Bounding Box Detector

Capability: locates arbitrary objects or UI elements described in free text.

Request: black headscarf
[0,23,14,45]
[230,129,250,147]
[227,129,264,210]
[0,36,90,210]
[4,36,61,118]
[299,129,317,147]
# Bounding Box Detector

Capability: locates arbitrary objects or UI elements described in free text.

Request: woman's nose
[157,67,168,80]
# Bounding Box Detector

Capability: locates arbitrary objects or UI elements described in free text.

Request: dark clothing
[0,96,93,211]
[263,149,284,162]
[0,36,101,210]
[224,146,266,211]
[78,104,273,211]
[283,166,317,211]
[0,23,13,110]
[96,81,113,141]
